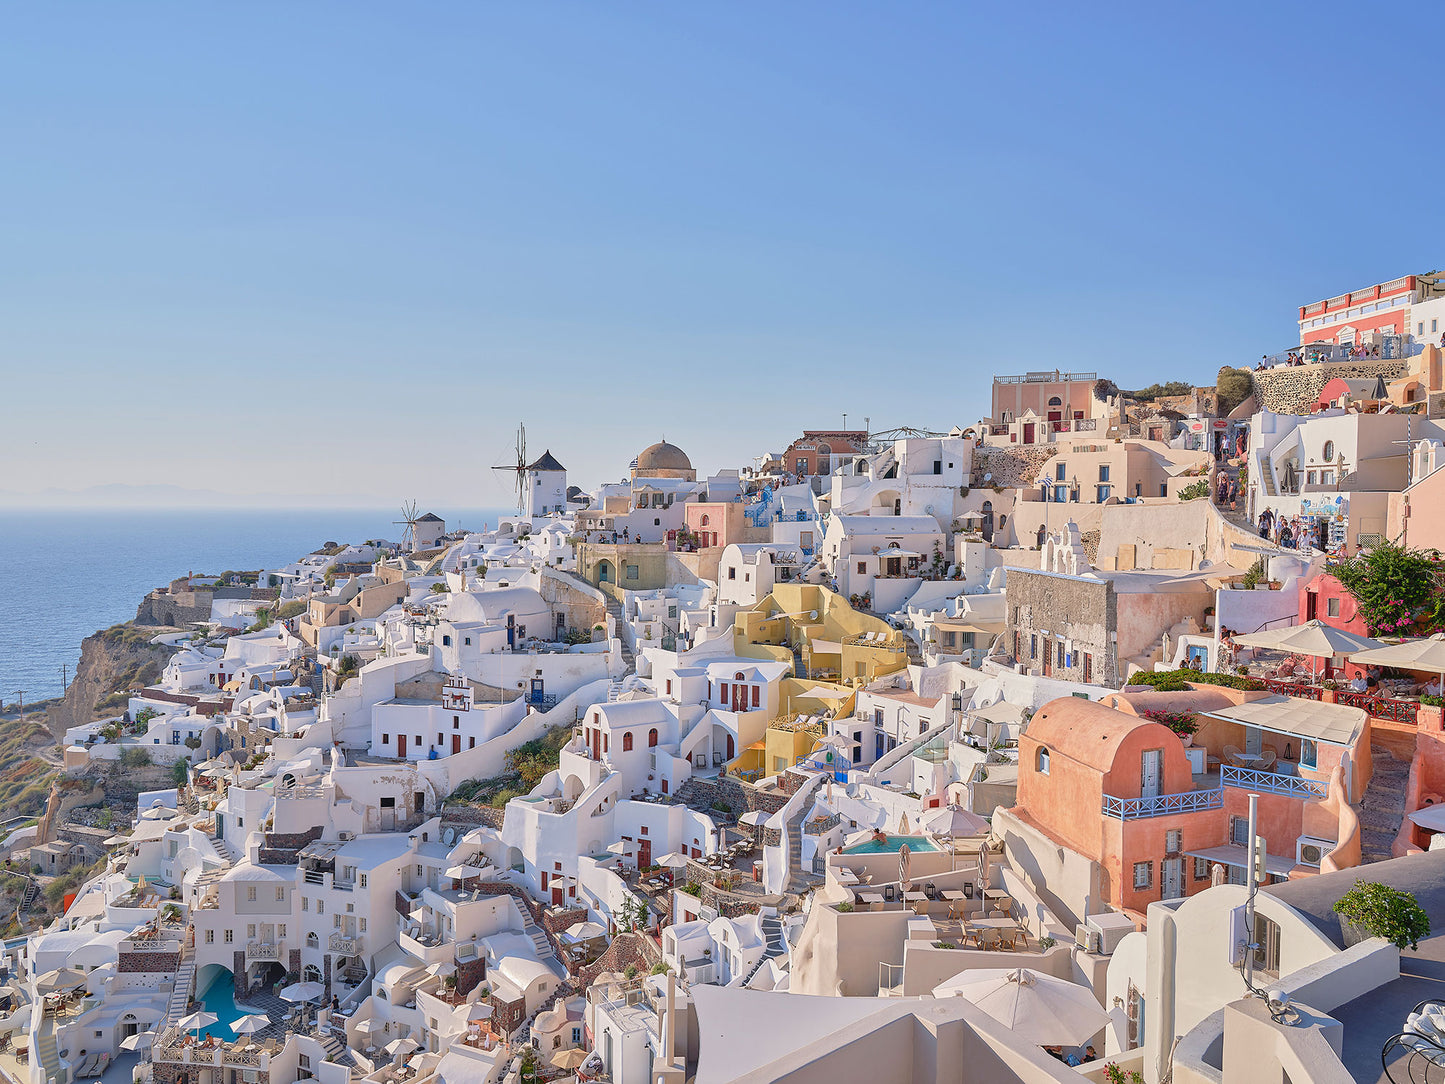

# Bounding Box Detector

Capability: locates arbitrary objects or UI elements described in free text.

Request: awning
[791,685,848,700]
[1183,844,1296,878]
[877,549,922,559]
[1409,805,1445,833]
[1202,695,1366,747]
[806,640,843,654]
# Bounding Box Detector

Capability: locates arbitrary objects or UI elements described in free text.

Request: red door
[398,734,407,758]
[591,729,600,760]
[552,885,564,907]
[1023,422,1035,443]
[732,684,747,711]
[638,840,652,869]
[1042,642,1052,676]
[452,734,461,755]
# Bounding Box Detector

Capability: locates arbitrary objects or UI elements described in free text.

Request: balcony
[246,941,280,961]
[1221,765,1326,800]
[399,927,452,965]
[1102,788,1223,820]
[328,933,361,954]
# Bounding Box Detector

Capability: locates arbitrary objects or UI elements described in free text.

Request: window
[1055,463,1067,481]
[317,900,324,915]
[453,716,460,729]
[442,635,452,647]
[1194,857,1210,880]
[276,886,286,901]
[1164,829,1182,855]
[205,929,214,944]
[626,565,639,580]
[302,897,309,911]
[1097,485,1112,503]
[279,924,286,938]
[247,924,256,938]
[1435,319,1440,333]
[1082,652,1093,683]
[932,460,942,475]
[648,728,659,747]
[359,919,366,931]
[1327,597,1340,618]
[464,637,471,645]
[382,733,389,745]
[857,561,867,575]
[1133,862,1152,890]
[1048,396,1062,407]
[1030,635,1037,660]
[1055,485,1068,503]
[359,874,367,888]
[247,886,257,902]
[1098,465,1110,482]
[224,929,234,944]
[1036,748,1050,775]
[1230,816,1249,846]
[1322,440,1335,462]
[727,567,736,580]
[1300,739,1318,769]
[622,732,633,752]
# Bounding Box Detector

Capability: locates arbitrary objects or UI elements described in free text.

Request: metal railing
[1333,689,1420,723]
[328,933,361,954]
[1221,766,1326,799]
[245,941,279,961]
[1102,788,1223,820]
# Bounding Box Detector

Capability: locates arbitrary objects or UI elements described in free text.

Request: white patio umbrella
[920,806,990,838]
[279,981,325,1003]
[606,841,630,855]
[120,1030,156,1052]
[177,1010,219,1037]
[656,852,689,869]
[231,1013,271,1036]
[933,967,1110,1046]
[899,842,912,892]
[1409,805,1445,833]
[563,921,605,941]
[36,968,87,993]
[1350,633,1445,677]
[425,961,455,978]
[385,1036,419,1060]
[467,1003,494,1022]
[739,811,768,827]
[1234,620,1383,679]
[444,864,478,881]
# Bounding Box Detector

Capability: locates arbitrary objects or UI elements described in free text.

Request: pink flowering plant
[1326,542,1445,637]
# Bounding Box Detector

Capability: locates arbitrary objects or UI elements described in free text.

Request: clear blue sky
[4,4,1443,506]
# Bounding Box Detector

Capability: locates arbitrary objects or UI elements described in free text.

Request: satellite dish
[924,505,935,515]
[983,473,993,482]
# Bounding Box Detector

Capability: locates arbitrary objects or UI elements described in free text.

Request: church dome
[635,440,693,474]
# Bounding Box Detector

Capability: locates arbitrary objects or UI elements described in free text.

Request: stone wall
[456,953,487,997]
[973,446,1059,489]
[1253,359,1405,415]
[1005,569,1117,687]
[441,804,506,832]
[117,950,181,973]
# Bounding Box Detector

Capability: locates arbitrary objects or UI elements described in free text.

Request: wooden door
[1023,422,1035,443]
[452,734,461,755]
[552,885,564,907]
[1141,749,1161,798]
[637,839,652,869]
[398,734,407,758]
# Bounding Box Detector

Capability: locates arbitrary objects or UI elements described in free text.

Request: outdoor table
[857,891,884,910]
[1233,753,1266,768]
[982,888,1009,901]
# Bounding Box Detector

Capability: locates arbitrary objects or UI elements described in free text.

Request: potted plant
[1333,881,1431,950]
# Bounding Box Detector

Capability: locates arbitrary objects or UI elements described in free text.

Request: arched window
[1323,440,1336,462]
[1036,747,1050,775]
[648,728,659,748]
[622,732,633,752]
[1048,396,1062,407]
[700,514,710,526]
[735,671,746,680]
[306,932,319,948]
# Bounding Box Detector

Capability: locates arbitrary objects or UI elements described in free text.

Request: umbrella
[563,921,605,941]
[933,967,1110,1046]
[120,1030,156,1052]
[103,835,129,847]
[279,981,325,1004]
[231,1014,271,1036]
[551,1049,588,1070]
[1409,805,1445,833]
[606,841,629,855]
[467,1003,494,1022]
[444,865,478,881]
[177,1010,219,1036]
[920,806,990,838]
[897,812,910,835]
[899,842,912,891]
[1350,633,1445,677]
[36,968,87,993]
[739,811,768,827]
[656,853,689,869]
[425,961,455,978]
[1233,620,1384,680]
[385,1037,419,1059]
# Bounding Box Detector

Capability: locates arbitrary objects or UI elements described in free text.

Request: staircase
[519,907,556,963]
[211,838,238,864]
[35,1024,60,1084]
[1358,746,1409,864]
[781,775,829,893]
[166,959,197,1027]
[318,1032,354,1068]
[20,878,39,911]
[603,595,635,669]
[737,916,787,987]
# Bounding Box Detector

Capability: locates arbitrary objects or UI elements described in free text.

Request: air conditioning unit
[1086,912,1137,956]
[1074,924,1101,953]
[338,831,355,841]
[1296,835,1334,868]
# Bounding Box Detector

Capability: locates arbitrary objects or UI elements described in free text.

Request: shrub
[650,962,670,975]
[119,747,152,769]
[1333,880,1431,951]
[1178,479,1210,502]
[835,901,854,913]
[1421,695,1443,708]
[623,964,638,980]
[1326,542,1445,636]
[430,582,450,594]
[1104,1066,1144,1084]
[683,881,702,897]
[1140,709,1198,737]
[931,940,959,949]
[1127,670,1262,692]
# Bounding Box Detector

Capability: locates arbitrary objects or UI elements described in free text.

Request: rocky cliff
[46,623,177,743]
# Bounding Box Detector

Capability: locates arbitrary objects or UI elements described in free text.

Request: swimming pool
[195,970,255,1041]
[842,835,939,854]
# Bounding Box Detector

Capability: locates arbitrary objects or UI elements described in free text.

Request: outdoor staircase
[781,775,829,893]
[1358,746,1409,864]
[35,1024,60,1084]
[519,907,556,963]
[736,916,787,987]
[211,838,238,864]
[318,1032,354,1068]
[166,959,197,1027]
[603,595,635,669]
[20,878,39,912]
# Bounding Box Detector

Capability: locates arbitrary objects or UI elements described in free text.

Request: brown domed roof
[635,440,692,473]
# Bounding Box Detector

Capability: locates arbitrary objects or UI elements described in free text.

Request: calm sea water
[0,507,511,702]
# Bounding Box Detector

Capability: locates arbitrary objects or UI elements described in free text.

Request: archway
[303,964,322,984]
[596,560,614,585]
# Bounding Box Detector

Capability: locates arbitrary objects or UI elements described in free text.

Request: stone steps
[1358,746,1408,864]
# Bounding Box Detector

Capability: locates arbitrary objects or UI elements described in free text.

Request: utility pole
[59,665,68,695]
[1244,792,1260,989]
[11,691,22,720]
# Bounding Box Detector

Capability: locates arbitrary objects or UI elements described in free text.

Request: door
[506,614,515,648]
[1245,727,1262,756]
[732,684,747,712]
[452,734,461,755]
[637,839,652,869]
[1161,857,1183,900]
[1042,639,1053,676]
[552,884,564,907]
[1024,422,1035,443]
[397,734,407,759]
[591,728,600,761]
[1141,749,1162,798]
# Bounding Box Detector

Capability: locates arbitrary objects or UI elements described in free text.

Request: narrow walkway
[1358,746,1409,863]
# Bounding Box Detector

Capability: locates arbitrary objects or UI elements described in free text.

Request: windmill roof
[528,450,567,472]
[417,513,444,523]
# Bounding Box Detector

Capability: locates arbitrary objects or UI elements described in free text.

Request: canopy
[877,549,922,559]
[1202,695,1366,748]
[551,1049,589,1070]
[739,811,769,827]
[444,865,479,880]
[1409,805,1445,833]
[1233,619,1383,660]
[37,968,88,993]
[177,1010,219,1032]
[120,1030,156,1052]
[920,806,990,838]
[933,967,1110,1046]
[1350,633,1445,676]
[231,1014,271,1036]
[279,981,325,1004]
[385,1037,419,1058]
[468,1003,495,1022]
[655,852,689,869]
[563,921,605,941]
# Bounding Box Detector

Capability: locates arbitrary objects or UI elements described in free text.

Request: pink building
[1297,273,1445,346]
[990,371,1098,439]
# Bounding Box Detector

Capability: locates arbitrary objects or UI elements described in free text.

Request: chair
[1222,745,1244,767]
[973,928,1002,950]
[1256,750,1278,771]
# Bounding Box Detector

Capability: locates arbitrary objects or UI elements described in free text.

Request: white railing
[1221,766,1326,799]
[1102,788,1223,820]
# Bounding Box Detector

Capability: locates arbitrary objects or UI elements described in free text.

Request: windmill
[394,500,420,551]
[492,422,528,514]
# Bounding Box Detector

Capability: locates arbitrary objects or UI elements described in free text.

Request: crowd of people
[1255,507,1332,552]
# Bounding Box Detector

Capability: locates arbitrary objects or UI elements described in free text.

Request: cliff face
[46,624,176,743]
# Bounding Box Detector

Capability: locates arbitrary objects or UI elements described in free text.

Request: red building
[1298,571,1371,677]
[781,430,870,478]
[1298,273,1445,346]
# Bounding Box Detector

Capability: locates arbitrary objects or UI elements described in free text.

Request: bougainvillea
[1325,542,1445,636]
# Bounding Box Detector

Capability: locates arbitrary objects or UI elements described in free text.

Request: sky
[4,3,1445,507]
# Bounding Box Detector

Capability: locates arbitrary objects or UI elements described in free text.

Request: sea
[0,507,512,704]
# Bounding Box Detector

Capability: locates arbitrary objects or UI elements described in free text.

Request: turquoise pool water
[195,970,249,1041]
[843,834,939,854]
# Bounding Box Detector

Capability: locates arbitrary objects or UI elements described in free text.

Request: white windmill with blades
[394,500,421,552]
[492,423,528,516]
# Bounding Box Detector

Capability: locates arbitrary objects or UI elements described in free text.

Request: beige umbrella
[120,1030,155,1052]
[933,967,1110,1046]
[385,1037,419,1060]
[1350,633,1445,677]
[897,812,910,835]
[36,968,87,993]
[920,806,990,838]
[1233,620,1383,680]
[899,842,912,892]
[551,1048,588,1070]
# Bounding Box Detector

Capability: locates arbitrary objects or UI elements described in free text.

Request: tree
[430,582,450,594]
[119,747,152,769]
[1326,542,1445,636]
[1093,378,1119,402]
[1215,366,1254,418]
[171,757,190,787]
